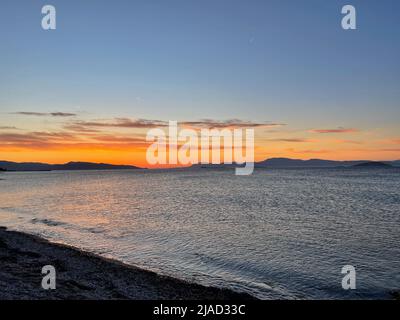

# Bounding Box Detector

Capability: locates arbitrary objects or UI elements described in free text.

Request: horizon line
[1,157,400,167]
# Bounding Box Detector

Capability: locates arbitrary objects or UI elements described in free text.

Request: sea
[0,167,399,299]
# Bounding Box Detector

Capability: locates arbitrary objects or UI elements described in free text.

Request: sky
[0,0,399,166]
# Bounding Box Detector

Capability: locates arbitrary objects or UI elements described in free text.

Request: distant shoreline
[1,158,399,172]
[1,166,399,174]
[0,226,255,300]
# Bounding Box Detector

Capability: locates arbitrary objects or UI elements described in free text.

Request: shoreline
[0,227,255,300]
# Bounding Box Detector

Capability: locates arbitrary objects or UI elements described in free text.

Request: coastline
[0,227,255,300]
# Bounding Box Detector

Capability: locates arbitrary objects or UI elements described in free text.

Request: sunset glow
[0,113,399,167]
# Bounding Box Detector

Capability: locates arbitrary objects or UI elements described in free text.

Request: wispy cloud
[289,149,330,154]
[12,112,77,117]
[0,131,148,151]
[0,126,19,130]
[63,124,101,133]
[65,118,283,131]
[333,139,363,144]
[0,132,77,143]
[264,138,316,143]
[67,118,168,130]
[379,138,400,145]
[89,135,146,143]
[50,112,77,117]
[1,116,285,153]
[309,127,358,134]
[181,119,285,129]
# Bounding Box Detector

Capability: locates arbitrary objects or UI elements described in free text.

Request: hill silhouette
[1,158,399,172]
[255,158,398,168]
[353,161,392,168]
[0,161,142,172]
[193,158,400,169]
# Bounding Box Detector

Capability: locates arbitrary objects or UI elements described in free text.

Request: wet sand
[0,227,254,300]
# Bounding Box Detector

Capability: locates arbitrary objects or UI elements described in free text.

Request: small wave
[31,218,67,227]
[86,227,104,234]
[0,207,14,210]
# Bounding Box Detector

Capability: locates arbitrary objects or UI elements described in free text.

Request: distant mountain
[255,158,399,168]
[391,160,400,167]
[353,161,392,168]
[192,158,400,169]
[51,162,142,171]
[0,161,142,172]
[1,158,399,172]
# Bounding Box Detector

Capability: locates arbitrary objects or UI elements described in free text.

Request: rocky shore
[0,227,254,300]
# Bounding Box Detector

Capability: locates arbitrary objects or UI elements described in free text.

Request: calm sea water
[0,168,399,299]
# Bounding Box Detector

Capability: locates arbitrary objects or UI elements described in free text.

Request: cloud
[333,139,363,144]
[12,112,76,117]
[50,112,77,117]
[181,119,285,129]
[0,131,149,151]
[67,118,168,130]
[65,118,283,131]
[265,138,316,143]
[380,139,400,145]
[0,126,19,130]
[0,132,77,143]
[309,127,358,134]
[90,135,146,143]
[63,124,101,133]
[290,149,330,154]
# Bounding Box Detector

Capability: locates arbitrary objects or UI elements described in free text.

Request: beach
[0,227,254,300]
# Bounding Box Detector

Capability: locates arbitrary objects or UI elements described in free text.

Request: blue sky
[1,0,399,122]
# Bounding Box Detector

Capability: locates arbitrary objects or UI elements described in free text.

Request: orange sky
[1,114,399,167]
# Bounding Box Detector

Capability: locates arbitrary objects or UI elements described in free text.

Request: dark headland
[192,158,400,169]
[0,161,143,172]
[353,161,393,168]
[0,227,254,300]
[255,158,399,168]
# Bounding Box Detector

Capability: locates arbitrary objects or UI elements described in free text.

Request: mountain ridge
[255,158,400,168]
[1,158,399,171]
[0,161,143,171]
[192,158,400,169]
